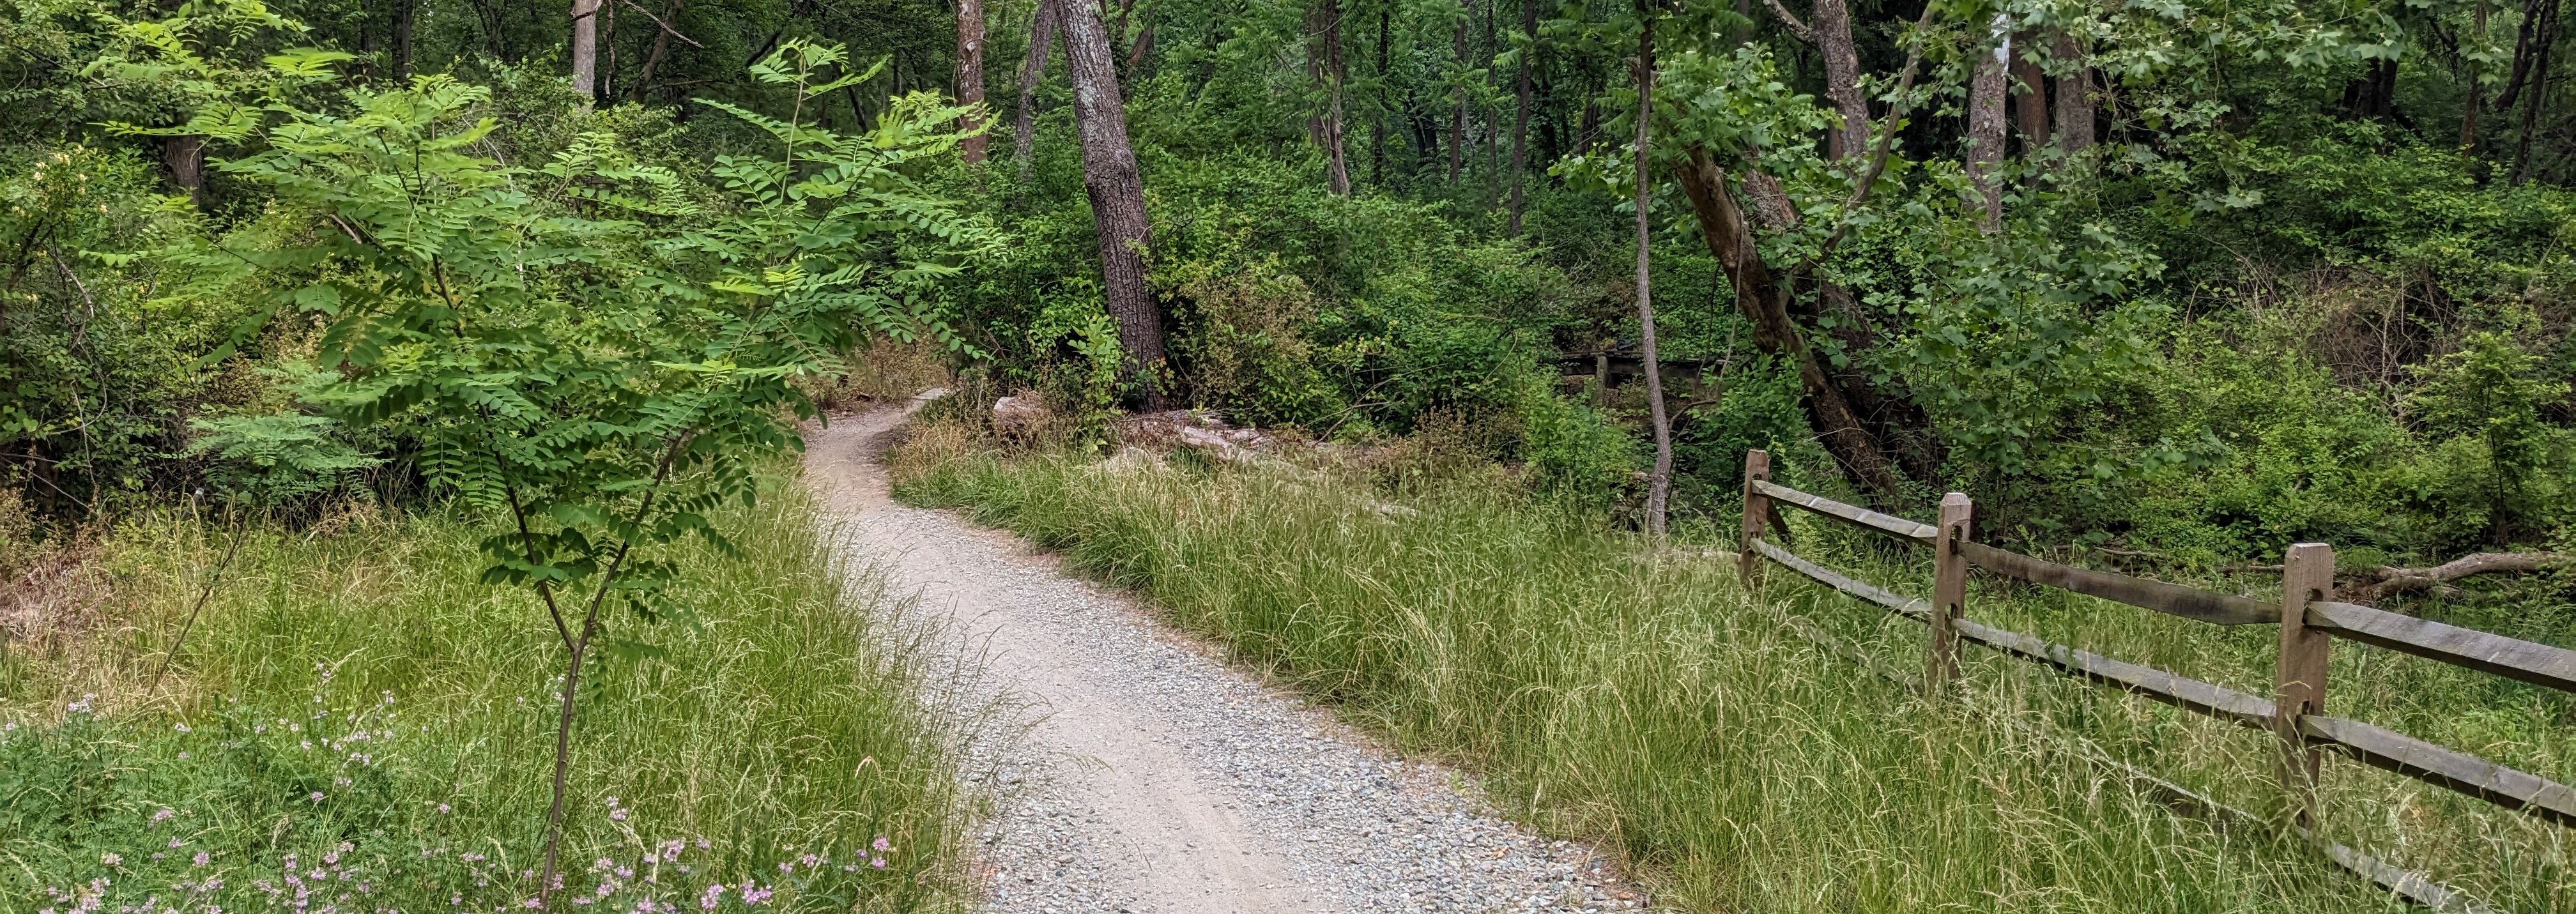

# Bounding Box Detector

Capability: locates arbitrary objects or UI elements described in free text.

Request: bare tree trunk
[2465,0,2489,149]
[1674,146,1905,503]
[1015,0,1061,165]
[629,0,684,101]
[571,0,602,102]
[1055,0,1167,405]
[2009,31,2048,155]
[1810,0,1867,160]
[1508,0,1536,232]
[1374,5,1391,185]
[599,0,617,98]
[958,0,989,162]
[163,135,203,209]
[1450,0,1470,181]
[1317,0,1353,195]
[2050,28,2092,154]
[1634,3,1672,535]
[2511,0,2559,183]
[1966,19,2008,230]
[394,0,413,80]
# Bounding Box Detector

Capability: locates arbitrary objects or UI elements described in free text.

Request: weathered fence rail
[1735,448,2576,910]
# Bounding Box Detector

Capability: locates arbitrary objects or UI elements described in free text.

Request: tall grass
[0,476,967,911]
[894,448,2573,913]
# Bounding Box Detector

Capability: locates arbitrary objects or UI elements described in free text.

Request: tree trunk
[1015,0,1061,166]
[2051,29,2092,154]
[1811,0,1869,161]
[571,0,602,102]
[2465,0,2488,150]
[2511,0,2559,183]
[1508,0,1536,232]
[1674,146,1906,503]
[163,135,203,209]
[1054,0,1168,406]
[958,0,988,162]
[1450,0,1470,181]
[1310,0,1353,194]
[1374,6,1392,185]
[1632,3,1672,535]
[629,0,684,101]
[1966,20,2008,230]
[599,0,617,98]
[2009,31,2048,155]
[394,0,413,80]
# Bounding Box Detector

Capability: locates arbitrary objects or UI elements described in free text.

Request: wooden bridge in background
[1735,449,2576,913]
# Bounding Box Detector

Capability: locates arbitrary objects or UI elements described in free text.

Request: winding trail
[803,400,1650,913]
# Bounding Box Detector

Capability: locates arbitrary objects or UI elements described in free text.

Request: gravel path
[804,399,1652,914]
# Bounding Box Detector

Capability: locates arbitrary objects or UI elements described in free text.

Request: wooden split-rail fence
[1735,449,2576,911]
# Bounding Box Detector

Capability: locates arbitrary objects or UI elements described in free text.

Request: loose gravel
[806,402,1654,913]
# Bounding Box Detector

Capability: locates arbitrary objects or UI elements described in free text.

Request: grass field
[0,476,968,913]
[892,443,2574,913]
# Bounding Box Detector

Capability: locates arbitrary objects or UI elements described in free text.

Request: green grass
[0,476,966,913]
[894,447,2574,913]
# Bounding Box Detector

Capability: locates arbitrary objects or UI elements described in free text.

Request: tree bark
[1450,0,1471,181]
[163,135,203,209]
[599,0,617,98]
[958,0,988,162]
[1674,146,1906,503]
[2465,0,2488,150]
[2511,0,2558,183]
[1810,0,1868,160]
[1374,6,1392,185]
[2050,28,2092,154]
[1313,0,1353,195]
[571,0,602,102]
[2009,31,2048,155]
[394,0,413,80]
[1634,3,1671,535]
[1015,0,1061,165]
[1966,19,2008,230]
[1508,0,1536,231]
[1054,0,1167,405]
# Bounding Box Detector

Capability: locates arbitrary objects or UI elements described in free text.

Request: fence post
[1738,450,1770,588]
[2276,542,2334,828]
[1927,492,1973,693]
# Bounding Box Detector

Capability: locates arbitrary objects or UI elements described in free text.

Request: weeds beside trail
[0,477,968,911]
[895,448,2573,913]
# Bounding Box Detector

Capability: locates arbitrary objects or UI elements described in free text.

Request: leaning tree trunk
[1811,0,1869,160]
[1966,20,2008,230]
[1054,0,1168,406]
[1674,146,1906,503]
[1633,0,1673,535]
[571,0,601,102]
[958,0,988,162]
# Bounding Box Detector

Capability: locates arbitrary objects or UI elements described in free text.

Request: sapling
[132,36,992,902]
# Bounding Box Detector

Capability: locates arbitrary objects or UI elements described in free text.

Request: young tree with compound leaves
[136,42,993,902]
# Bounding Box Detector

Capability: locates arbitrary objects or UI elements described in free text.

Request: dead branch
[2353,552,2572,600]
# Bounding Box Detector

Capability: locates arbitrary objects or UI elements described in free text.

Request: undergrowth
[891,443,2572,913]
[0,478,967,913]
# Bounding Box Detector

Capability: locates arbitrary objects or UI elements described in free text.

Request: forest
[2,0,2573,908]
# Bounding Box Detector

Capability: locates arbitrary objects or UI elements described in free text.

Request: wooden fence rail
[1735,449,2576,910]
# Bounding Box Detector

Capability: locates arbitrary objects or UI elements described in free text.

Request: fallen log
[2353,552,2573,601]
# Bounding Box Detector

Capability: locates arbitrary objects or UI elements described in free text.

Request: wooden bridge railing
[1735,449,2576,911]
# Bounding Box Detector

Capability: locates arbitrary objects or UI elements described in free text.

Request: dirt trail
[804,398,1646,913]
